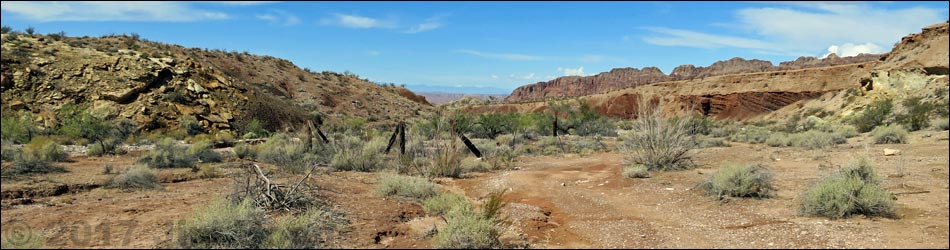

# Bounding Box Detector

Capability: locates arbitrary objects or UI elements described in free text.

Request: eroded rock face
[875,21,949,72]
[506,55,879,102]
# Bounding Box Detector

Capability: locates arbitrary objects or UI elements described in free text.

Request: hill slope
[0,33,434,133]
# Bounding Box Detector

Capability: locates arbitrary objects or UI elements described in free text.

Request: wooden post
[398,122,405,155]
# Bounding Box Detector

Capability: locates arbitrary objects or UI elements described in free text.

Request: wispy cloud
[0,1,230,22]
[213,1,276,6]
[405,16,445,33]
[256,9,299,26]
[455,49,546,61]
[366,50,381,56]
[321,14,394,29]
[641,2,947,56]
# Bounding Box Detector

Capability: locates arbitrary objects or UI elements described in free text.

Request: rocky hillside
[477,21,948,121]
[418,92,508,105]
[0,32,434,133]
[506,54,880,102]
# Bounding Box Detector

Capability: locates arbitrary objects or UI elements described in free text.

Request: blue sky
[2,1,947,94]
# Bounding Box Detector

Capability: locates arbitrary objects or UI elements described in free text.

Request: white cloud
[490,75,499,80]
[405,17,444,33]
[641,3,946,56]
[557,67,586,76]
[0,1,230,22]
[823,42,883,58]
[256,10,299,26]
[321,14,394,29]
[455,49,546,61]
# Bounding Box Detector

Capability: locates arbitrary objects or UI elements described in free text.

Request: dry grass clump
[871,125,908,144]
[108,165,162,190]
[622,100,696,171]
[699,163,775,199]
[176,199,270,249]
[375,173,439,200]
[799,157,895,219]
[622,165,650,178]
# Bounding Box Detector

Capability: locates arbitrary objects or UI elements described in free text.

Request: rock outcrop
[506,55,881,102]
[0,33,434,133]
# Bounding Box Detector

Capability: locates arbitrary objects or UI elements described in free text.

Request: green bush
[179,115,204,136]
[426,142,465,178]
[257,133,310,173]
[108,165,161,190]
[789,130,844,149]
[700,164,774,199]
[0,111,36,144]
[375,173,439,200]
[765,132,790,147]
[569,136,608,154]
[263,208,346,249]
[728,126,771,144]
[871,125,908,144]
[695,135,729,148]
[233,142,257,159]
[936,119,950,131]
[330,135,385,172]
[0,227,44,249]
[895,96,935,131]
[1,140,19,161]
[176,199,270,249]
[622,165,649,178]
[460,157,491,173]
[434,199,503,249]
[197,165,221,179]
[3,153,66,177]
[537,136,564,155]
[423,192,471,216]
[188,140,223,163]
[829,124,859,138]
[86,139,126,156]
[574,117,618,137]
[850,98,893,133]
[138,138,196,168]
[23,137,69,162]
[799,157,894,219]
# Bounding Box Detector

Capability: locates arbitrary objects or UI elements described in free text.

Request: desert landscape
[1,2,948,249]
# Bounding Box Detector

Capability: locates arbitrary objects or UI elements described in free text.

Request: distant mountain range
[403,84,512,95]
[416,92,508,105]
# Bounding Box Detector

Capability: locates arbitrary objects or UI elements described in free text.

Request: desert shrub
[709,122,740,138]
[695,135,729,148]
[569,136,607,154]
[728,125,771,144]
[257,133,310,173]
[197,165,221,179]
[473,113,516,139]
[871,125,908,144]
[176,199,270,249]
[799,157,894,219]
[765,132,791,147]
[622,165,650,178]
[829,124,859,138]
[895,96,935,131]
[263,208,346,249]
[0,227,44,249]
[683,115,716,135]
[375,173,439,200]
[138,138,196,168]
[23,137,68,162]
[1,140,19,161]
[574,117,618,137]
[55,105,116,146]
[936,119,950,131]
[108,165,161,190]
[789,130,844,149]
[330,135,385,172]
[460,157,491,173]
[188,140,223,163]
[3,153,66,177]
[0,111,36,144]
[800,115,829,131]
[427,142,465,178]
[537,136,564,155]
[849,98,893,133]
[621,100,696,171]
[433,194,504,249]
[179,115,204,136]
[699,163,774,199]
[423,192,472,216]
[86,139,126,156]
[233,142,257,159]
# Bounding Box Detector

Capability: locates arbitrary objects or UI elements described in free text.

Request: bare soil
[1,130,947,249]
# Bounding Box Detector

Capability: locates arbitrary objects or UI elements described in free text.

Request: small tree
[25,26,35,35]
[621,98,697,171]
